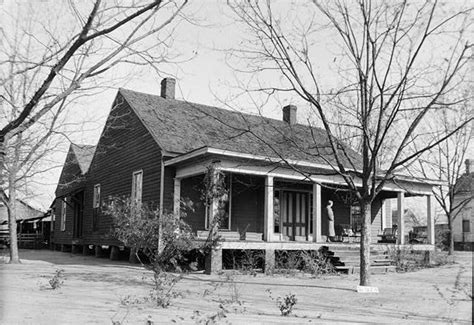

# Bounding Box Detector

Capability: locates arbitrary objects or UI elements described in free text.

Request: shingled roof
[119,88,362,168]
[71,143,96,174]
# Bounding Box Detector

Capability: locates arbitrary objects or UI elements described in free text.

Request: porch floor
[195,239,435,252]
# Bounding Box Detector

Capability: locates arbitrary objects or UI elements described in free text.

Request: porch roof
[164,146,442,195]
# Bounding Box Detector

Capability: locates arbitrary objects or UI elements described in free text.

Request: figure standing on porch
[326,200,336,242]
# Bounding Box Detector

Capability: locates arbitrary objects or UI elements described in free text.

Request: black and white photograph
[0,0,472,324]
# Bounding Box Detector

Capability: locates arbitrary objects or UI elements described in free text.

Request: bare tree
[0,0,189,263]
[416,96,473,255]
[227,0,473,286]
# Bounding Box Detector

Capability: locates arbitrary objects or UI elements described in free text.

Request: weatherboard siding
[82,93,163,246]
[52,197,75,245]
[52,146,88,245]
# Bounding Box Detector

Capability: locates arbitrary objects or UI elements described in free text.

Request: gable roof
[454,172,473,195]
[119,88,361,168]
[0,199,44,225]
[71,143,96,174]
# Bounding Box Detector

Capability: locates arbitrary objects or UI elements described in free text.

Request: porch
[169,156,436,244]
[165,148,437,273]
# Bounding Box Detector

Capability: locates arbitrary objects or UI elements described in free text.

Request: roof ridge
[118,87,307,128]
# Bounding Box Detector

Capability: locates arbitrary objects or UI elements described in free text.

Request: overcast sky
[2,0,471,216]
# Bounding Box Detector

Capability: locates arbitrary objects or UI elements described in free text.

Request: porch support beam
[173,178,181,216]
[397,192,405,244]
[427,195,435,245]
[313,183,322,242]
[264,176,274,242]
[381,199,387,231]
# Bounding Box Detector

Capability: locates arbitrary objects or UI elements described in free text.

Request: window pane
[462,220,470,233]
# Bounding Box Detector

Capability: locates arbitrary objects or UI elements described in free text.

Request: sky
[1,0,472,218]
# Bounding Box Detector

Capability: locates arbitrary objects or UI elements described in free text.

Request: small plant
[49,269,65,290]
[266,289,298,316]
[191,304,230,325]
[223,272,242,305]
[278,293,298,316]
[148,272,182,308]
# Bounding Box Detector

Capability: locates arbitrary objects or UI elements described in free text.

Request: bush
[222,249,264,274]
[49,269,65,290]
[104,197,217,308]
[266,289,298,316]
[274,249,335,276]
[104,197,215,273]
[388,247,453,272]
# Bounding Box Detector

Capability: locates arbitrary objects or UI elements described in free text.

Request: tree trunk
[8,186,20,263]
[359,201,372,286]
[447,216,454,255]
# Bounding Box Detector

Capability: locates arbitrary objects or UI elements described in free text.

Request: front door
[278,190,310,241]
[72,191,84,238]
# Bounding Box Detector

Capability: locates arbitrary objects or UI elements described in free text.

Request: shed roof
[119,88,361,168]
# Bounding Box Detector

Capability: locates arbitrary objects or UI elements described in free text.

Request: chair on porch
[378,226,397,243]
[336,224,355,243]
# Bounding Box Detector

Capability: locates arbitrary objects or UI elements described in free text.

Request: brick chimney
[466,159,474,174]
[282,105,297,125]
[160,78,176,99]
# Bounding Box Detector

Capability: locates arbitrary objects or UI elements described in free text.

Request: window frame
[462,219,470,233]
[60,198,67,231]
[92,184,101,231]
[93,184,101,209]
[131,170,143,206]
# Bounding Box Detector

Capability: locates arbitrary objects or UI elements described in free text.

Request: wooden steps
[320,245,394,274]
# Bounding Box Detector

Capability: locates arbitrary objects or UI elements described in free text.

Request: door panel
[280,191,309,241]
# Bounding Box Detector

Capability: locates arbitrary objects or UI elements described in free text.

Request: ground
[0,249,472,324]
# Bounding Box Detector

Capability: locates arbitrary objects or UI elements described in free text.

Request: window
[350,205,362,233]
[274,191,281,233]
[60,198,67,231]
[93,184,101,208]
[462,219,470,233]
[93,184,100,231]
[131,170,143,206]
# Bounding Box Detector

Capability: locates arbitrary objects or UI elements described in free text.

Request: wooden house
[53,78,439,272]
[452,159,474,251]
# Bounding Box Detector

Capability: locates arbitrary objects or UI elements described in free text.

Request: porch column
[427,195,435,245]
[397,192,405,244]
[381,199,387,230]
[173,178,181,216]
[313,183,322,242]
[264,176,274,241]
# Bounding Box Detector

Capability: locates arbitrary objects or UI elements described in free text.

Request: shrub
[274,249,336,276]
[104,196,217,308]
[266,289,298,316]
[222,249,264,274]
[104,197,215,273]
[388,247,453,272]
[49,269,65,290]
[278,293,298,316]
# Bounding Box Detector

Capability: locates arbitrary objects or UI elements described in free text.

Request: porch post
[313,183,322,242]
[427,195,435,245]
[173,178,181,216]
[381,199,387,231]
[264,175,274,241]
[397,192,405,244]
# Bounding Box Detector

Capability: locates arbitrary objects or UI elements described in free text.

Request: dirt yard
[0,249,472,324]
